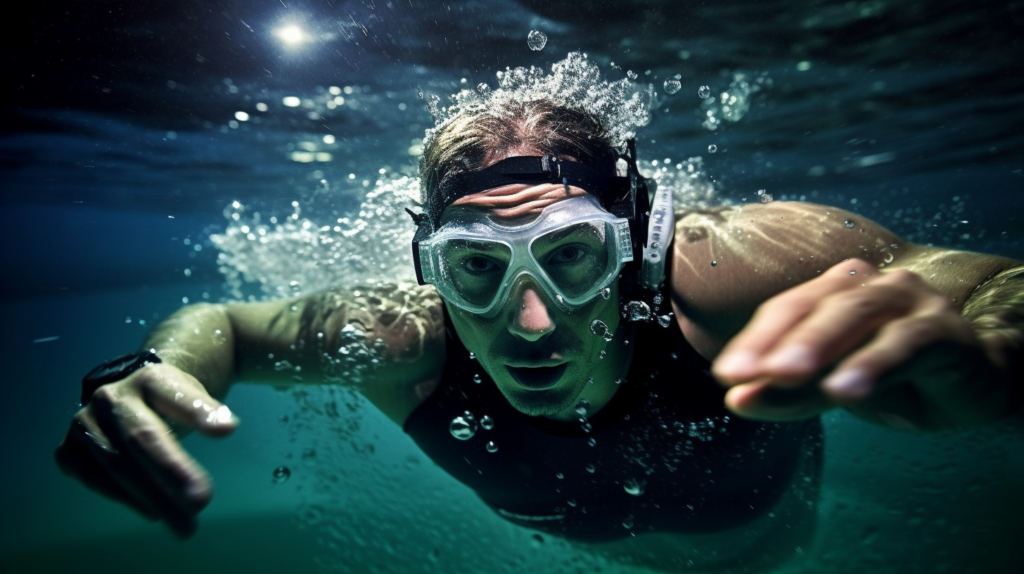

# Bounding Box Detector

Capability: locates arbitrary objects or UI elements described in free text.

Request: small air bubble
[698,85,711,99]
[526,30,547,51]
[272,466,291,484]
[663,79,681,94]
[708,144,718,153]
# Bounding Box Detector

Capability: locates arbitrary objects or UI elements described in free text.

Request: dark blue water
[3,1,1023,572]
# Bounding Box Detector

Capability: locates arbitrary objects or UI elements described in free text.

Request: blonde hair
[418,100,615,204]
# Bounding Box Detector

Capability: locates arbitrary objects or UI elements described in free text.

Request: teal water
[3,1,1023,572]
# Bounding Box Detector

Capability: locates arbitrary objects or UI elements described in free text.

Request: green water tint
[199,52,1021,574]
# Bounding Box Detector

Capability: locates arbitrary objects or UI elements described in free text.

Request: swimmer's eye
[546,244,588,265]
[461,256,502,274]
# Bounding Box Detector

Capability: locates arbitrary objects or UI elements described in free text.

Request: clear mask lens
[422,196,631,315]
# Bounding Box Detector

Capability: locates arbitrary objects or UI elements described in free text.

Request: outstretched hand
[712,259,1015,431]
[54,363,238,538]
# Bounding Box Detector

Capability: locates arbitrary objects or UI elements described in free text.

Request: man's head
[416,100,635,417]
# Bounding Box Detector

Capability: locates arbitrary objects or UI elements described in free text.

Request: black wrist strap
[80,350,162,404]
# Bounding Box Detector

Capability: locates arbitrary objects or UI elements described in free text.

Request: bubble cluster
[450,413,478,440]
[424,52,657,171]
[641,156,721,212]
[701,72,770,131]
[211,176,419,300]
[624,300,651,322]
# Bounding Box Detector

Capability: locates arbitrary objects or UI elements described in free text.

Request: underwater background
[2,1,1023,572]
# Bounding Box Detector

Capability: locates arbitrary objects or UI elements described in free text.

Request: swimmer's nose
[508,286,555,341]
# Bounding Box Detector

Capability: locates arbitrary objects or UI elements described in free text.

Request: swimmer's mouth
[506,364,568,390]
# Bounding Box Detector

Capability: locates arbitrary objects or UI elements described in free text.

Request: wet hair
[418,100,617,204]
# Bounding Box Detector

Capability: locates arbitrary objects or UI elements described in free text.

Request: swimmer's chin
[497,382,582,417]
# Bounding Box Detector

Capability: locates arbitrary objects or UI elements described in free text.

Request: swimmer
[55,100,1023,571]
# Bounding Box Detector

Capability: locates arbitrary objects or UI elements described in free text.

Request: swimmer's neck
[544,322,636,422]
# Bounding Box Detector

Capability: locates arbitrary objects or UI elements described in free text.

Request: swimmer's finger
[754,283,917,388]
[139,366,239,437]
[724,380,834,422]
[92,390,214,515]
[714,259,877,384]
[55,418,162,521]
[822,314,983,407]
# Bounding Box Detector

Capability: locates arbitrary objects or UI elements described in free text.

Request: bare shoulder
[669,202,903,357]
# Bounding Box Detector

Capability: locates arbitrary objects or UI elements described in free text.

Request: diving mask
[417,194,633,317]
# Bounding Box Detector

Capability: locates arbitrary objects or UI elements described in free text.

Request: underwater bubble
[468,352,476,360]
[623,516,635,529]
[272,466,291,484]
[844,219,856,228]
[526,30,548,51]
[486,441,499,453]
[581,421,593,433]
[476,82,490,94]
[473,373,482,384]
[623,478,646,496]
[556,472,564,479]
[449,416,477,440]
[530,533,544,549]
[614,378,624,385]
[575,399,591,416]
[587,377,594,385]
[849,270,857,275]
[708,144,718,153]
[480,415,494,430]
[626,70,638,80]
[567,499,577,507]
[698,85,711,99]
[663,79,681,95]
[758,191,773,203]
[585,463,596,473]
[600,287,611,299]
[625,301,651,322]
[711,260,718,267]
[590,319,610,338]
[587,437,597,447]
[657,314,673,328]
[425,52,655,151]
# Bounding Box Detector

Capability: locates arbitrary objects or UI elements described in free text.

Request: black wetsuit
[404,312,821,542]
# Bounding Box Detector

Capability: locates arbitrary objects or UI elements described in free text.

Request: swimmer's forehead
[441,148,607,223]
[447,183,597,225]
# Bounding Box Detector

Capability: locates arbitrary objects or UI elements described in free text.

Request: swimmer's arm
[670,201,1022,428]
[147,283,447,424]
[670,202,1021,358]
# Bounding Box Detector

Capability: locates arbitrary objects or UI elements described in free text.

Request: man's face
[442,180,624,418]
